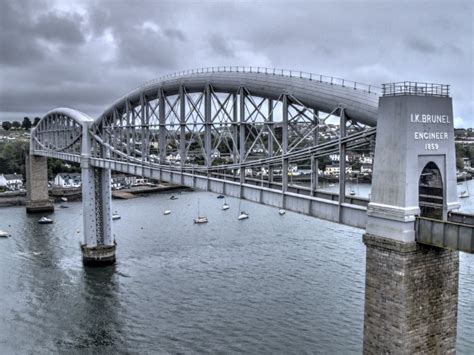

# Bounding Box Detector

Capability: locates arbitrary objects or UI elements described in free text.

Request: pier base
[26,200,54,213]
[362,234,458,354]
[25,155,54,213]
[81,244,116,267]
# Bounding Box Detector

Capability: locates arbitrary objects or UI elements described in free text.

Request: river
[0,183,473,353]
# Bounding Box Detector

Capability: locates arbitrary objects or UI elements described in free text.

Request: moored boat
[38,217,53,224]
[222,202,229,210]
[164,210,171,215]
[279,209,286,215]
[238,211,249,220]
[112,212,121,220]
[0,230,10,238]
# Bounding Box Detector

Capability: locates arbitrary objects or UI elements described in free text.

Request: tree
[11,121,21,129]
[1,121,12,131]
[22,117,32,130]
[33,117,41,126]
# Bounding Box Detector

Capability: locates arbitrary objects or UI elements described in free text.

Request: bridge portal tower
[80,121,115,266]
[363,82,459,353]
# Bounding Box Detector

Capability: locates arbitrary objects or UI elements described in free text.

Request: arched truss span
[89,69,379,172]
[31,108,94,156]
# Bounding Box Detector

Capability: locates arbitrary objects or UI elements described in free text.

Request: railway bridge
[26,67,472,353]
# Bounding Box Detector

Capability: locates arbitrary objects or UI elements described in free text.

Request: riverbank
[0,183,189,207]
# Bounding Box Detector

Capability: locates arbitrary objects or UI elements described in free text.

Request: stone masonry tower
[363,82,459,354]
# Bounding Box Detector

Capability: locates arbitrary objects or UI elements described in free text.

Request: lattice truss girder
[31,113,83,154]
[87,85,374,172]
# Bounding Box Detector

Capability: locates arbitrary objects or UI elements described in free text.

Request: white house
[53,173,81,188]
[0,173,24,190]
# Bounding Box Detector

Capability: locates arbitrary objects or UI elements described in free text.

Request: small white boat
[222,203,229,210]
[61,197,68,202]
[349,190,356,196]
[459,190,469,198]
[279,209,286,215]
[194,199,208,223]
[164,210,171,215]
[170,195,178,200]
[0,230,10,238]
[238,211,249,220]
[112,212,121,220]
[329,183,335,187]
[38,217,53,224]
[194,216,208,224]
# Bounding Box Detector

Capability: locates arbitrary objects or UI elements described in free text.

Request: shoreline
[0,184,189,208]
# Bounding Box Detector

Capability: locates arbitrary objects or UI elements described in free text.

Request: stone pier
[25,154,54,213]
[363,234,459,354]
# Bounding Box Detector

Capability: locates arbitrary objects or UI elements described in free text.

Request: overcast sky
[0,0,472,127]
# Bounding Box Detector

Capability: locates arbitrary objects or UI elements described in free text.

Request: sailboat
[222,199,229,210]
[237,200,249,220]
[458,175,470,198]
[194,199,208,224]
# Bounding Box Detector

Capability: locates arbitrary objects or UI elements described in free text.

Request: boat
[61,197,68,202]
[329,183,335,187]
[458,174,470,198]
[238,211,249,220]
[0,230,10,238]
[279,209,286,215]
[194,199,208,224]
[217,195,225,199]
[38,217,53,224]
[194,216,208,224]
[60,205,69,209]
[349,190,356,196]
[237,199,249,220]
[164,210,171,215]
[170,195,178,200]
[222,202,229,210]
[112,212,121,220]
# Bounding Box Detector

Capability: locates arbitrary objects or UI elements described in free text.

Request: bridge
[26,66,472,353]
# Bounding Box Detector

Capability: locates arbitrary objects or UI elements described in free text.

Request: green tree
[1,121,12,131]
[11,121,21,129]
[22,117,32,130]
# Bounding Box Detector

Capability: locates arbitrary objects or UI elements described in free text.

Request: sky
[0,0,472,127]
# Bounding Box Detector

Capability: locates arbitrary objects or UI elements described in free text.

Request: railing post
[338,108,346,223]
[282,94,289,208]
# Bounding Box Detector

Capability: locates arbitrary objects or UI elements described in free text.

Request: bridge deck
[415,214,474,253]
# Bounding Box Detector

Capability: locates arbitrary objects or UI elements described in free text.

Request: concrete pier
[81,243,116,266]
[25,154,54,213]
[363,234,458,354]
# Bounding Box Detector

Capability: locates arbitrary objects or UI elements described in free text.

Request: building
[0,173,24,190]
[53,173,81,188]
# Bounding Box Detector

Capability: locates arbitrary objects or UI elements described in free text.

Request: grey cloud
[208,34,235,58]
[406,37,438,54]
[34,12,86,45]
[163,28,186,42]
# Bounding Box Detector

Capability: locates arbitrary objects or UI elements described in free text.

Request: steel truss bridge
[31,67,379,228]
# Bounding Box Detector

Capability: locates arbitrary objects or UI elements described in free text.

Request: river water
[0,182,473,354]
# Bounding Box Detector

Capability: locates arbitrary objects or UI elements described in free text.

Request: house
[53,173,81,188]
[0,173,24,190]
[462,157,472,170]
[210,149,221,159]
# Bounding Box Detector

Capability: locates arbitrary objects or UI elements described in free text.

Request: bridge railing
[382,82,450,97]
[129,66,380,96]
[415,216,474,253]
